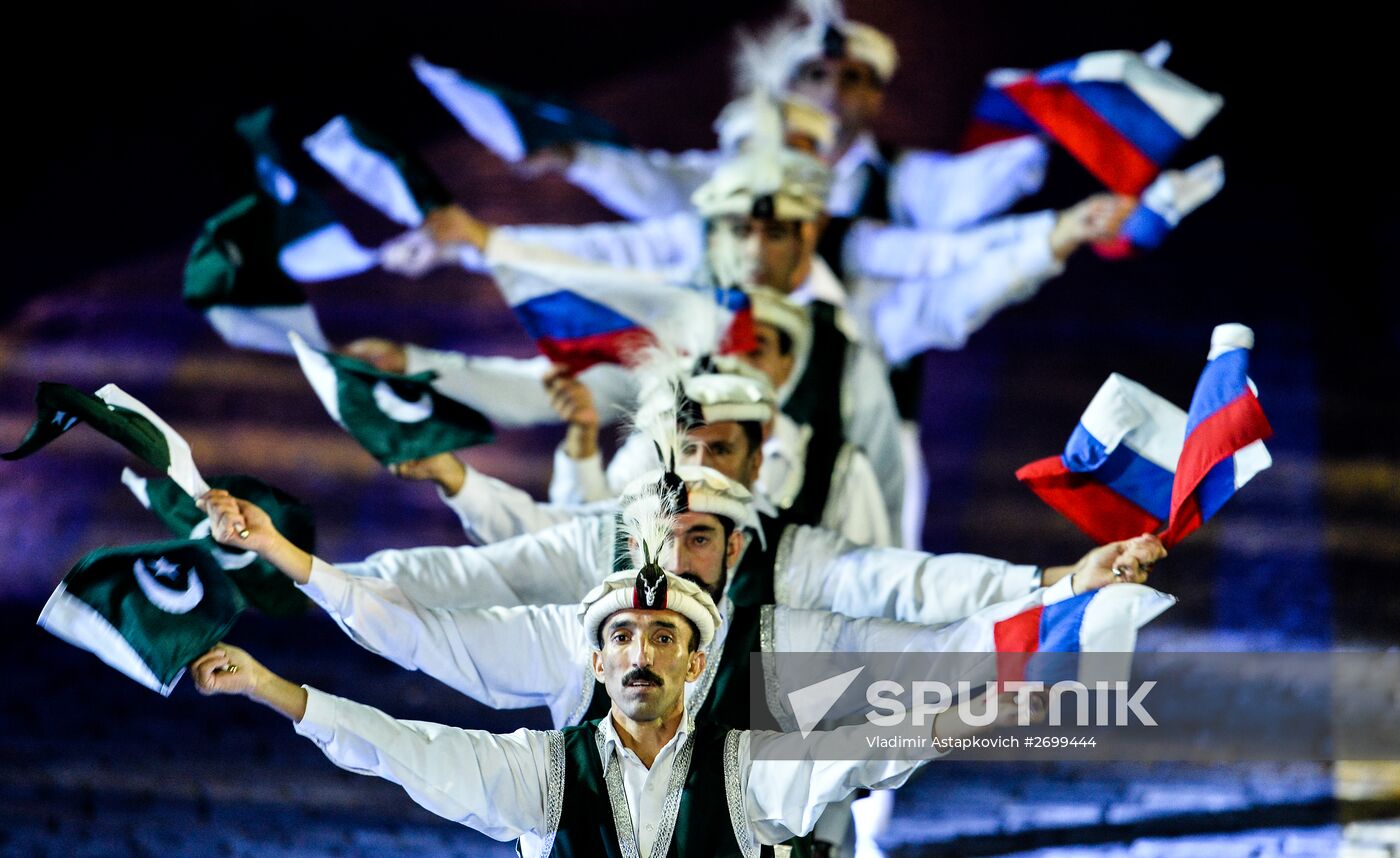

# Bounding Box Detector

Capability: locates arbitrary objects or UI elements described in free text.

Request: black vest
[551,718,762,857]
[814,146,925,423]
[780,301,853,523]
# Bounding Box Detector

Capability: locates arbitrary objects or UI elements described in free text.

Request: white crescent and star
[132,556,205,614]
[372,380,435,423]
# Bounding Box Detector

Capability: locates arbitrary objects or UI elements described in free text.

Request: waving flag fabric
[122,470,313,617]
[4,383,210,498]
[490,247,755,372]
[1018,325,1271,547]
[411,56,626,163]
[1160,324,1273,547]
[964,42,1222,194]
[303,115,453,228]
[38,540,246,695]
[1096,156,1226,258]
[184,193,333,353]
[289,333,494,465]
[1016,373,1185,543]
[993,584,1176,684]
[234,107,378,282]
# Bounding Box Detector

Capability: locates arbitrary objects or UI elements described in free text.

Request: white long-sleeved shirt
[294,691,931,855]
[484,202,1066,368]
[299,555,1074,730]
[415,233,908,540]
[337,515,1042,629]
[561,133,1048,229]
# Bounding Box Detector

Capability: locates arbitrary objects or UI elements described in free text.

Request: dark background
[0,2,1396,854]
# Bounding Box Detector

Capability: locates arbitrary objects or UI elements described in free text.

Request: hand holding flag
[39,540,247,695]
[289,332,494,465]
[1096,156,1226,258]
[123,470,313,617]
[964,41,1223,195]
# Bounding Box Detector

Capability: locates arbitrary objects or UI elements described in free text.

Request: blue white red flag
[1018,325,1271,548]
[489,239,754,373]
[1016,373,1185,544]
[964,41,1222,195]
[1159,324,1273,547]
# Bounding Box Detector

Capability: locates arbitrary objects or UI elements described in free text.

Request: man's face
[741,321,797,389]
[706,216,815,293]
[629,511,743,605]
[681,421,762,489]
[592,609,705,724]
[789,57,885,143]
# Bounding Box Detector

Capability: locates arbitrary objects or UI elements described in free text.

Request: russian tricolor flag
[963,42,1223,195]
[1017,373,1186,544]
[1018,325,1272,548]
[1096,156,1225,258]
[489,241,755,373]
[993,584,1176,685]
[1160,324,1273,547]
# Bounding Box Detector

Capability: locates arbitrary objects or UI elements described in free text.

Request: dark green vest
[551,718,783,857]
[813,150,925,423]
[779,301,852,524]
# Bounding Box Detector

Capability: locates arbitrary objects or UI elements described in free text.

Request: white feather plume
[794,0,845,28]
[732,26,789,96]
[619,380,691,569]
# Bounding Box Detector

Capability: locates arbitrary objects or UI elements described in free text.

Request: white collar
[831,130,884,181]
[786,258,864,345]
[787,255,848,308]
[596,703,694,767]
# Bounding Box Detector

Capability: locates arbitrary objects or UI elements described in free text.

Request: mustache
[622,668,664,687]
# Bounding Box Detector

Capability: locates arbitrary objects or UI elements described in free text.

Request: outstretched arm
[191,643,554,840]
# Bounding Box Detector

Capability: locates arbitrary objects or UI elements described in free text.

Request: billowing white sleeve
[840,343,905,544]
[294,687,554,846]
[299,559,587,722]
[889,137,1049,229]
[863,212,1065,363]
[499,212,703,273]
[742,728,936,843]
[440,464,613,543]
[547,446,613,505]
[564,142,722,220]
[773,525,1042,626]
[821,446,892,547]
[335,514,613,610]
[843,210,1058,283]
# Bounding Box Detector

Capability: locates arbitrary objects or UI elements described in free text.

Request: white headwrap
[691,146,831,222]
[580,568,723,650]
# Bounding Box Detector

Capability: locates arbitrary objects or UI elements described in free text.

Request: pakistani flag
[303,115,453,228]
[38,540,246,695]
[184,193,333,354]
[122,469,313,617]
[234,106,379,282]
[288,332,493,465]
[4,383,210,498]
[411,56,626,163]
